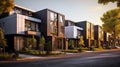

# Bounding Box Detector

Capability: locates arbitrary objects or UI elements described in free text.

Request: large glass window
[25,20,31,31]
[91,24,94,39]
[50,12,57,21]
[14,8,22,14]
[77,29,81,36]
[87,23,90,38]
[49,12,57,34]
[59,15,63,23]
[31,23,36,31]
[60,26,64,34]
[36,24,39,32]
[25,20,39,32]
[50,21,54,32]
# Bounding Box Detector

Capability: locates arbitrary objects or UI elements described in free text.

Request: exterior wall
[33,9,47,36]
[0,14,41,35]
[94,25,104,47]
[94,25,104,40]
[0,13,41,51]
[65,26,74,38]
[65,26,83,39]
[65,20,75,26]
[0,14,17,34]
[14,36,25,51]
[34,9,66,50]
[75,21,94,47]
[104,32,111,42]
[58,14,65,37]
[0,5,34,19]
[94,26,98,40]
[16,14,41,34]
[90,23,94,40]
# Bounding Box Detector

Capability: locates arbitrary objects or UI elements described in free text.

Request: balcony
[25,31,40,36]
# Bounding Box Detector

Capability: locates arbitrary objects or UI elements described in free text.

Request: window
[35,24,39,32]
[59,15,63,23]
[31,23,36,31]
[60,26,64,34]
[68,22,71,26]
[14,8,22,14]
[25,20,39,32]
[25,20,31,31]
[49,12,57,34]
[87,23,90,34]
[50,12,57,21]
[77,29,81,36]
[50,21,54,32]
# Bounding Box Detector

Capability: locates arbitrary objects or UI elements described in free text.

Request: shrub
[29,50,39,55]
[33,50,39,54]
[78,47,83,52]
[89,46,95,51]
[0,53,18,60]
[62,50,78,53]
[22,48,30,52]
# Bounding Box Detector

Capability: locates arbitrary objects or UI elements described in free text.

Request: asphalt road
[0,49,120,67]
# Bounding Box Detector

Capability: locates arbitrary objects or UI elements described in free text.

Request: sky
[15,0,117,26]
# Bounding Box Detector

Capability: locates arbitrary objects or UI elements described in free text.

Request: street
[0,49,120,67]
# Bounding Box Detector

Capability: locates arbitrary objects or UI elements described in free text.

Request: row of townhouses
[0,5,110,51]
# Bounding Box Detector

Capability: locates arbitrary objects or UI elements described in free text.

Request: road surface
[0,49,120,67]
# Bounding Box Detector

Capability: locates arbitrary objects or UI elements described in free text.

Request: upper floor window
[49,12,57,35]
[77,29,81,36]
[12,7,32,16]
[59,15,63,23]
[14,8,22,14]
[25,20,39,32]
[50,12,57,21]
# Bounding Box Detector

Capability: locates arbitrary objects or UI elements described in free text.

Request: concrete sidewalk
[18,48,120,61]
[17,54,46,60]
[1,48,120,62]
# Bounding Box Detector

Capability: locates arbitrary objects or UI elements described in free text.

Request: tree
[101,8,120,46]
[78,36,84,47]
[39,36,45,54]
[98,0,120,7]
[77,36,84,52]
[68,40,74,49]
[27,36,37,50]
[45,41,51,55]
[0,28,7,55]
[0,0,15,14]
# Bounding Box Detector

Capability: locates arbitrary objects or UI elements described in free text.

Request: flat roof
[15,4,35,12]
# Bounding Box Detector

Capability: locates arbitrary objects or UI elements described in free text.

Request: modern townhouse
[0,5,41,51]
[94,25,104,47]
[33,9,66,51]
[65,20,83,48]
[75,21,94,48]
[104,32,111,46]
